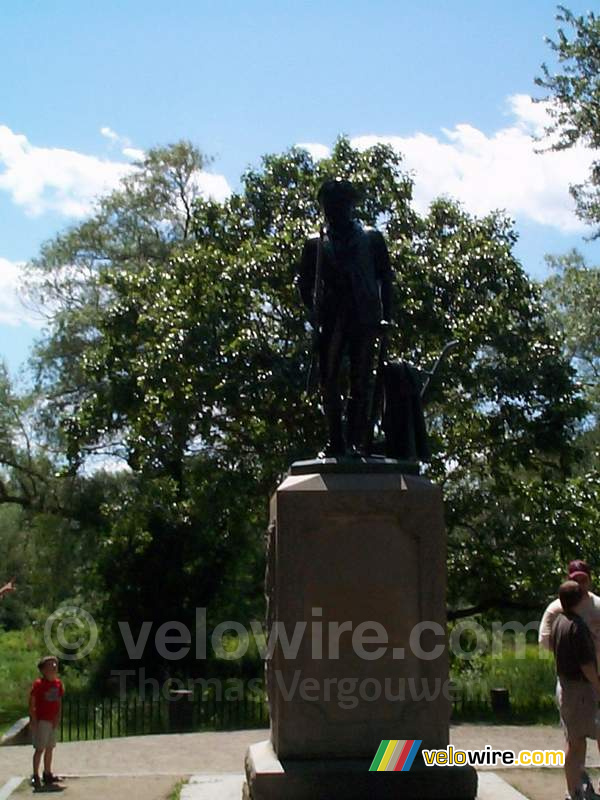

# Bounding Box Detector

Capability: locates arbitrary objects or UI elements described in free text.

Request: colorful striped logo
[369,739,422,772]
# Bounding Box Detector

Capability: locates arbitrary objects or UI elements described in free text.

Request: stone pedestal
[245,463,477,799]
[245,740,477,800]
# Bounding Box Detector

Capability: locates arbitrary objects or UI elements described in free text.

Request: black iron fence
[59,691,269,742]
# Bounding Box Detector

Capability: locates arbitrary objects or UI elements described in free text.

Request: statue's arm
[297,237,317,311]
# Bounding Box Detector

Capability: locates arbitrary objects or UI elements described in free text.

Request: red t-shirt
[30,678,64,722]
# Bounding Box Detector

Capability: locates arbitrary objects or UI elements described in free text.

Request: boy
[29,656,64,792]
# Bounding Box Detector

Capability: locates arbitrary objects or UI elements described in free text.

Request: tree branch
[448,599,544,621]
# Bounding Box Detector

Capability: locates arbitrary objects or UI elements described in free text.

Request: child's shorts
[32,720,57,750]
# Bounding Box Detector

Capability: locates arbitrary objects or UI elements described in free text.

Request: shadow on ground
[12,776,181,800]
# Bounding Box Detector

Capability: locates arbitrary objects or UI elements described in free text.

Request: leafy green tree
[0,365,50,509]
[0,365,125,636]
[536,6,600,232]
[541,249,600,478]
[23,142,269,677]
[24,141,210,469]
[30,136,586,640]
[543,250,600,414]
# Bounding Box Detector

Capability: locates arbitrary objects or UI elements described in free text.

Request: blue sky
[1,1,599,375]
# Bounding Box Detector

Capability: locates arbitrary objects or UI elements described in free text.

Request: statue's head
[317,178,360,227]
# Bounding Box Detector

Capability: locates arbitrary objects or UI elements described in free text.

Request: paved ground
[0,729,268,800]
[11,776,179,800]
[1,724,596,799]
[504,768,600,800]
[0,729,269,785]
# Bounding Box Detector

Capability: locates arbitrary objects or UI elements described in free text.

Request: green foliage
[0,364,54,509]
[26,137,585,631]
[543,249,600,419]
[0,628,43,730]
[0,466,120,618]
[64,141,583,476]
[24,142,209,464]
[89,461,265,677]
[2,135,592,680]
[536,6,600,232]
[451,644,557,722]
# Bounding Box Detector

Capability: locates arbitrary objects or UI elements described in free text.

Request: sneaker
[30,775,42,792]
[42,774,61,785]
[582,772,600,800]
[585,783,600,800]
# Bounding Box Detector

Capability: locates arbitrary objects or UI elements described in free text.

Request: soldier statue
[298,178,393,457]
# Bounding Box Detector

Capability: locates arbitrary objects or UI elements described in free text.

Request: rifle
[420,339,459,405]
[306,226,325,393]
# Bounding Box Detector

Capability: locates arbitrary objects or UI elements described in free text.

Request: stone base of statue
[244,739,476,800]
[244,460,477,799]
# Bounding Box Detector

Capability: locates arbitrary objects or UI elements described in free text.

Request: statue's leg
[319,313,347,456]
[347,326,378,454]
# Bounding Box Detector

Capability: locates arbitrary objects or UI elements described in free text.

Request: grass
[167,779,186,800]
[450,642,558,723]
[0,627,46,732]
[0,626,91,735]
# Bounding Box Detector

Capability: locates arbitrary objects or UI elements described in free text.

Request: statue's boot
[346,395,369,457]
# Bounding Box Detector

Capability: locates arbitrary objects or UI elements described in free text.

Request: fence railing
[59,691,269,742]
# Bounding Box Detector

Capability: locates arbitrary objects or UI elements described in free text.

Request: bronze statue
[298,179,392,457]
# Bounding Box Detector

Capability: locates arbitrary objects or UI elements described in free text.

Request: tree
[24,142,270,677]
[30,136,587,639]
[535,6,600,233]
[541,249,600,477]
[0,365,117,631]
[23,141,210,472]
[543,250,600,416]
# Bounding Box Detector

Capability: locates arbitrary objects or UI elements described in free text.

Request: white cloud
[0,258,41,327]
[122,147,145,161]
[0,125,133,218]
[0,125,233,219]
[505,95,549,138]
[100,126,121,144]
[297,142,331,160]
[190,171,232,203]
[100,126,144,161]
[297,94,594,234]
